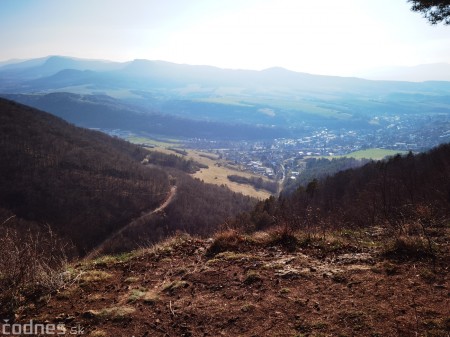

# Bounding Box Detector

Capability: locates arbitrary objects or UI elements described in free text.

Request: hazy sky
[1,0,449,76]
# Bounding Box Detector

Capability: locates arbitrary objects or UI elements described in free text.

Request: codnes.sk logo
[1,319,84,335]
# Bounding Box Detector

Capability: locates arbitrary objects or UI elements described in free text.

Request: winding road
[85,185,177,260]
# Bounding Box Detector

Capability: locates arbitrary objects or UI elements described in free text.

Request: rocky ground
[11,227,450,337]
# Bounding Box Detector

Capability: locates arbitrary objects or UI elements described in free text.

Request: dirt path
[150,185,177,214]
[85,185,177,260]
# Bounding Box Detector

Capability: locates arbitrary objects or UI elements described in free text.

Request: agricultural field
[145,146,273,200]
[332,148,408,160]
[127,135,180,148]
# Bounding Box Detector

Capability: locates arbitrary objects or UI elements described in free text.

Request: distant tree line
[282,157,368,194]
[168,147,188,156]
[227,174,279,194]
[144,151,208,173]
[2,93,287,140]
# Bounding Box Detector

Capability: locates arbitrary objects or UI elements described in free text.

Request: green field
[335,148,408,160]
[195,97,254,107]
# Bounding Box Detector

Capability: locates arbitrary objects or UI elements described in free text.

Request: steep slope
[0,99,259,318]
[0,98,171,253]
[94,168,257,255]
[0,98,257,255]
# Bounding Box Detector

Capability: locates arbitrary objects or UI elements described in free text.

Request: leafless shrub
[0,225,71,318]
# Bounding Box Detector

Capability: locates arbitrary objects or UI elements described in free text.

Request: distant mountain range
[2,56,450,92]
[1,56,450,141]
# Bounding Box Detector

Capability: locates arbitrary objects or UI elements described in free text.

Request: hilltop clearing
[11,226,449,336]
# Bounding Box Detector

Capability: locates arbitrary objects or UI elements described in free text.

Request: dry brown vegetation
[11,226,449,336]
[0,220,71,319]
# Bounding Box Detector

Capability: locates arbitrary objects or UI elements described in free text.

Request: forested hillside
[101,170,256,253]
[0,98,170,253]
[235,144,450,234]
[282,157,368,195]
[0,98,257,256]
[1,92,286,140]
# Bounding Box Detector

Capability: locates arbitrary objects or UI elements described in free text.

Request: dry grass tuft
[126,287,159,305]
[264,226,299,252]
[206,229,253,257]
[85,306,135,322]
[80,270,113,283]
[243,271,263,285]
[162,280,189,294]
[89,330,107,337]
[383,235,435,260]
[0,226,70,318]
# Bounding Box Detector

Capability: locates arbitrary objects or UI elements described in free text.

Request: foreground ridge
[14,228,450,336]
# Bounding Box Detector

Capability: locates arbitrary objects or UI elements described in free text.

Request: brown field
[145,147,274,200]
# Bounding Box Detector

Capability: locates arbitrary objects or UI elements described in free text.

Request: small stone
[81,310,96,319]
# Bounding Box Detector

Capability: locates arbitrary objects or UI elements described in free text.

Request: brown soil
[14,231,450,337]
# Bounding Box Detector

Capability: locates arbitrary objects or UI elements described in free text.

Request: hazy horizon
[2,54,450,82]
[1,0,450,80]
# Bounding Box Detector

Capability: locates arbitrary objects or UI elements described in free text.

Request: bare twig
[1,215,16,226]
[169,301,176,316]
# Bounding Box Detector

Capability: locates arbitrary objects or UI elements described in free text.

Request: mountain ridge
[2,55,450,82]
